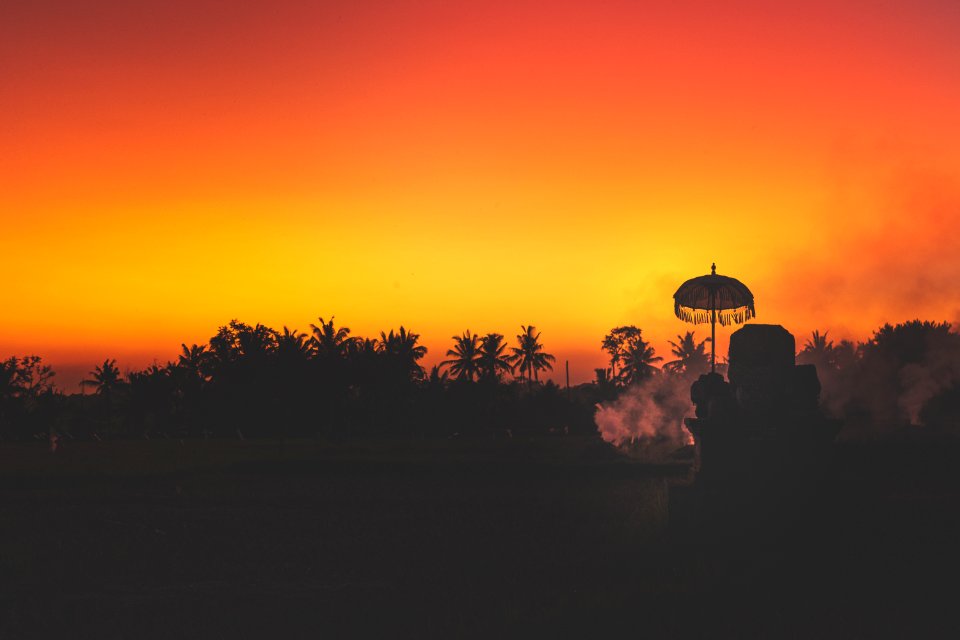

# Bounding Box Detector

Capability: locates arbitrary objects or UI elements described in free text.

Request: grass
[0,435,958,638]
[0,436,689,638]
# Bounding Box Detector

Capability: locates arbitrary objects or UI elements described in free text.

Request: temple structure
[684,324,838,491]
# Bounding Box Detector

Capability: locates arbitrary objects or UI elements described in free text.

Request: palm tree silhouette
[347,337,379,358]
[240,323,278,358]
[277,326,311,360]
[428,365,449,387]
[441,331,482,382]
[178,344,210,381]
[619,335,662,385]
[798,330,835,369]
[664,331,709,375]
[509,325,556,383]
[832,339,858,370]
[379,327,428,380]
[478,333,513,382]
[209,320,278,362]
[593,367,617,397]
[310,316,354,358]
[82,359,123,396]
[803,330,833,355]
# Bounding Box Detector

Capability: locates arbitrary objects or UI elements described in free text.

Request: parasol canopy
[673,263,755,372]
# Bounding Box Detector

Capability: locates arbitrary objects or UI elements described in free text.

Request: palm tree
[277,326,311,360]
[804,329,832,352]
[209,320,277,362]
[441,331,482,382]
[310,316,354,358]
[378,326,428,380]
[178,344,211,382]
[619,335,662,385]
[82,359,123,396]
[832,339,858,371]
[664,331,709,375]
[427,365,449,387]
[594,367,617,397]
[798,330,835,369]
[509,325,556,383]
[477,333,513,382]
[346,337,379,358]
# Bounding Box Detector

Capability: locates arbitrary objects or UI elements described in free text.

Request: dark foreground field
[1,436,959,638]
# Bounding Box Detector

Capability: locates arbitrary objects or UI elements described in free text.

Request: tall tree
[798,330,835,369]
[857,321,960,425]
[127,363,176,436]
[427,365,449,387]
[277,326,312,360]
[209,320,278,363]
[832,339,858,371]
[0,359,20,402]
[1,356,56,399]
[0,356,56,427]
[441,331,482,382]
[174,344,211,437]
[83,359,123,396]
[178,344,211,383]
[602,326,642,379]
[618,332,662,385]
[664,331,709,375]
[477,333,513,382]
[509,325,556,383]
[378,327,428,381]
[310,316,354,358]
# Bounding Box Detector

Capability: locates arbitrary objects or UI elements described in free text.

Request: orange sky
[2,0,960,389]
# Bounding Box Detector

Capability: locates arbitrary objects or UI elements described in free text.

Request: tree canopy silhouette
[478,333,513,382]
[83,359,123,396]
[618,331,662,386]
[310,316,354,358]
[441,331,482,382]
[664,331,709,376]
[2,314,959,444]
[509,325,556,383]
[602,326,641,380]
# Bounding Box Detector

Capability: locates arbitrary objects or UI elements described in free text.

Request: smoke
[813,321,960,438]
[892,324,960,426]
[595,374,694,456]
[898,358,960,426]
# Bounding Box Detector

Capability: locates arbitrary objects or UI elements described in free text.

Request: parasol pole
[710,262,717,373]
[710,290,716,373]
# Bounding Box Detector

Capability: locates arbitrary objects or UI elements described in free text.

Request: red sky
[2,0,959,389]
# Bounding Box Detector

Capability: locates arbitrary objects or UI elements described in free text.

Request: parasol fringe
[674,301,756,326]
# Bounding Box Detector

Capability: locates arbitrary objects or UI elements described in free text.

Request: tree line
[0,319,589,441]
[1,318,959,442]
[792,321,960,435]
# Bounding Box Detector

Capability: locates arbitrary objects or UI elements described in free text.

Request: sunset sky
[2,0,959,389]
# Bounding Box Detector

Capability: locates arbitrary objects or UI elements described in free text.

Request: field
[0,436,958,638]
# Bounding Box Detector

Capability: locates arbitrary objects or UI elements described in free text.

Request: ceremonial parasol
[673,263,755,373]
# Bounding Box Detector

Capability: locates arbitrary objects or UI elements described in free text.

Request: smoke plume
[810,321,960,439]
[595,374,694,457]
